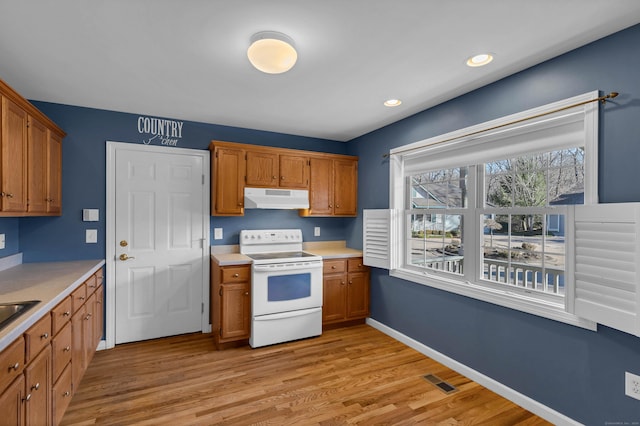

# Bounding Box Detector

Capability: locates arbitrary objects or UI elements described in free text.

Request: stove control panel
[240,229,303,246]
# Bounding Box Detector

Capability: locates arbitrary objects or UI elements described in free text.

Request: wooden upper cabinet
[279,153,309,188]
[0,78,65,217]
[1,96,28,212]
[210,140,356,216]
[306,157,333,216]
[46,131,62,214]
[212,145,245,216]
[246,150,309,189]
[246,150,278,187]
[302,156,358,217]
[27,116,48,213]
[333,159,357,216]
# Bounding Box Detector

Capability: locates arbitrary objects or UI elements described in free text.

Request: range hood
[244,187,309,209]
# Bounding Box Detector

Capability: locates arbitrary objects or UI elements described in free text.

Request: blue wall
[348,24,640,423]
[0,103,351,262]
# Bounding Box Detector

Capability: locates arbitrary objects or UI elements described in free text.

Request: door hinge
[202,175,205,185]
[201,303,204,314]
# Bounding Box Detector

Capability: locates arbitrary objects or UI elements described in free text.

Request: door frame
[105,141,210,349]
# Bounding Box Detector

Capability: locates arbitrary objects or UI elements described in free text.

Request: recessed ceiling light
[384,99,402,107]
[466,53,494,67]
[247,31,297,74]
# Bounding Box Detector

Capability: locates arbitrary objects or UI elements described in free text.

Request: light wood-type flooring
[61,325,552,425]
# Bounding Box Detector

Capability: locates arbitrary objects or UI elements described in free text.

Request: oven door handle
[253,262,322,272]
[254,307,321,321]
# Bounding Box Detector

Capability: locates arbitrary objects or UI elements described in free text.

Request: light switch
[314,227,321,237]
[214,228,223,240]
[83,209,99,222]
[86,229,98,243]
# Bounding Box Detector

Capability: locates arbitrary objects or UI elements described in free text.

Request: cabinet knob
[5,193,13,198]
[233,273,239,277]
[23,394,31,403]
[349,280,353,285]
[31,383,40,391]
[328,204,332,208]
[281,176,285,180]
[63,311,71,317]
[237,202,243,206]
[10,362,20,371]
[341,281,345,285]
[336,204,340,208]
[41,332,49,339]
[64,346,71,352]
[63,391,71,397]
[272,176,277,179]
[331,265,336,269]
[244,292,249,296]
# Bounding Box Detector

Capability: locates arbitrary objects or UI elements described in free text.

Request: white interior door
[109,143,209,345]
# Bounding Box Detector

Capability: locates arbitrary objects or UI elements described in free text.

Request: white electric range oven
[240,229,323,348]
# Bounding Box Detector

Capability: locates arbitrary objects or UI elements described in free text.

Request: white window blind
[573,203,640,337]
[363,209,398,270]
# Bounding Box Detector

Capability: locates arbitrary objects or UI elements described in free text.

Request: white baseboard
[366,318,581,426]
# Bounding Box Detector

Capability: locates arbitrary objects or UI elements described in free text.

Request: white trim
[366,318,583,426]
[105,141,210,349]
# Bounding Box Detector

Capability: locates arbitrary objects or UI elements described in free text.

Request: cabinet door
[0,374,25,426]
[71,305,86,391]
[46,132,62,214]
[279,154,308,188]
[347,271,370,319]
[93,284,104,351]
[305,157,333,216]
[322,274,346,323]
[213,147,245,215]
[84,292,96,366]
[246,150,278,187]
[24,344,51,426]
[26,116,48,213]
[333,159,357,216]
[1,96,28,212]
[52,364,72,426]
[220,282,250,340]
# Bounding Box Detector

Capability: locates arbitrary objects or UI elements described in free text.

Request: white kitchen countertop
[0,259,105,351]
[210,241,363,265]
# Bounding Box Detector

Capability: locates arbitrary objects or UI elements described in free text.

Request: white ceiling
[1,1,639,142]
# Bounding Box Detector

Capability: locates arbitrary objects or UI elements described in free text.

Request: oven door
[252,261,322,317]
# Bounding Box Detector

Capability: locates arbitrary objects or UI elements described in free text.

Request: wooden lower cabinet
[0,373,25,425]
[211,261,251,349]
[0,267,103,425]
[322,258,370,328]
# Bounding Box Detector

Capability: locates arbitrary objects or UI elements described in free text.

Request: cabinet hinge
[219,288,223,296]
[215,150,218,158]
[219,328,223,337]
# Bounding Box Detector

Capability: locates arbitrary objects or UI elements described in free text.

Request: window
[388,92,600,328]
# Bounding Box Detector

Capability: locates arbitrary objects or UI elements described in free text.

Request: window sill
[390,268,597,331]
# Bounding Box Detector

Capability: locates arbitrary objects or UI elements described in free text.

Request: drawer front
[222,266,250,283]
[25,314,52,363]
[86,273,99,296]
[347,258,367,272]
[323,259,346,274]
[0,338,25,390]
[52,363,73,426]
[51,296,73,336]
[52,321,72,381]
[71,282,87,313]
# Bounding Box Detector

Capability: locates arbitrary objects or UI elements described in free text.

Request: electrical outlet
[86,229,98,244]
[314,227,320,237]
[625,371,640,401]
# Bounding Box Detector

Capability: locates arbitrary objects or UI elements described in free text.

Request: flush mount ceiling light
[466,53,494,67]
[384,99,402,107]
[247,31,298,74]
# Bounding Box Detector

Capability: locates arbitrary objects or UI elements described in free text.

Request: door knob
[119,253,135,261]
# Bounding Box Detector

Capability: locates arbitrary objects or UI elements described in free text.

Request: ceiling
[1,1,639,142]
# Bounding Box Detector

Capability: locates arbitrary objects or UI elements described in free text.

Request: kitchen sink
[0,300,40,331]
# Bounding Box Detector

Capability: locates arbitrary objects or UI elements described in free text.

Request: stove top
[246,251,318,261]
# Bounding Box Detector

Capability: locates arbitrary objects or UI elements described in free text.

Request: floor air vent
[423,374,458,394]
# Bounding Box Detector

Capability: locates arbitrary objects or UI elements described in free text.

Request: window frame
[389,92,600,330]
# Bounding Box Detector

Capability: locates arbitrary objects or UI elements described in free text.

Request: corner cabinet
[210,260,251,349]
[322,257,370,328]
[209,140,357,217]
[0,77,65,217]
